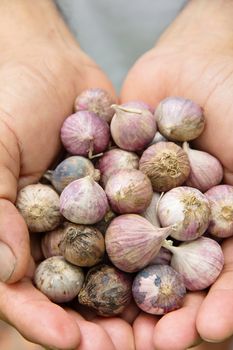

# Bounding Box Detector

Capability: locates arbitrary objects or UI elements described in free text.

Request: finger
[119,300,140,324]
[223,167,233,186]
[196,237,233,342]
[93,317,135,350]
[120,50,167,106]
[0,118,30,283]
[0,200,30,283]
[0,279,81,350]
[133,312,159,350]
[153,292,204,350]
[67,310,116,350]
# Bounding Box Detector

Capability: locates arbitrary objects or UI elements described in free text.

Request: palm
[0,42,136,349]
[0,43,115,186]
[121,43,233,348]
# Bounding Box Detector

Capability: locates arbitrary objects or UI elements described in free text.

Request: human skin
[121,0,233,349]
[0,1,135,349]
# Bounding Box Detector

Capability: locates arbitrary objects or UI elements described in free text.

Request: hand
[121,0,233,348]
[0,1,135,349]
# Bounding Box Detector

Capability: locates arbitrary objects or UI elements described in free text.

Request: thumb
[0,116,30,283]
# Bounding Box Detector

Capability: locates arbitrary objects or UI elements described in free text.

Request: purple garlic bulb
[132,264,186,315]
[105,169,153,214]
[183,142,223,192]
[105,214,176,272]
[60,176,108,225]
[110,104,156,151]
[157,186,210,241]
[96,148,139,187]
[74,88,115,123]
[61,111,110,158]
[155,96,204,141]
[163,237,224,291]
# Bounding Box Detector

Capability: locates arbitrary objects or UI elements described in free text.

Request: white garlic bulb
[34,256,84,303]
[16,183,61,232]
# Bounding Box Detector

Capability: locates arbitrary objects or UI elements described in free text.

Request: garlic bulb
[149,131,167,145]
[74,88,115,123]
[141,192,161,227]
[205,185,233,237]
[34,256,84,303]
[60,176,108,225]
[96,148,139,187]
[61,111,110,158]
[155,97,204,141]
[122,100,154,113]
[163,237,224,291]
[157,186,210,241]
[105,169,153,214]
[183,142,223,192]
[105,214,176,272]
[41,223,68,258]
[139,141,190,192]
[94,210,116,235]
[16,183,61,232]
[132,264,186,315]
[148,247,172,266]
[78,264,132,316]
[45,156,100,193]
[59,224,105,267]
[110,104,156,151]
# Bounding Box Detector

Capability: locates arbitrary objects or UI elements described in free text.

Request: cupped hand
[0,9,136,350]
[121,1,233,348]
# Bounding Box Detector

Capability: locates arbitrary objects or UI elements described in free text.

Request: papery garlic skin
[78,264,132,316]
[164,237,224,291]
[139,142,190,192]
[96,148,139,188]
[183,142,223,192]
[41,223,68,258]
[49,156,100,193]
[74,88,115,123]
[132,264,186,315]
[157,186,210,241]
[148,247,172,266]
[155,97,204,141]
[205,185,233,237]
[16,184,61,232]
[61,111,110,157]
[34,256,84,303]
[105,169,153,214]
[59,224,105,267]
[60,177,108,225]
[122,100,154,113]
[149,131,167,146]
[110,105,156,151]
[141,192,161,227]
[105,214,174,272]
[94,210,116,235]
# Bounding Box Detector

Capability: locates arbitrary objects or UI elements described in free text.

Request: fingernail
[0,241,16,282]
[202,338,222,343]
